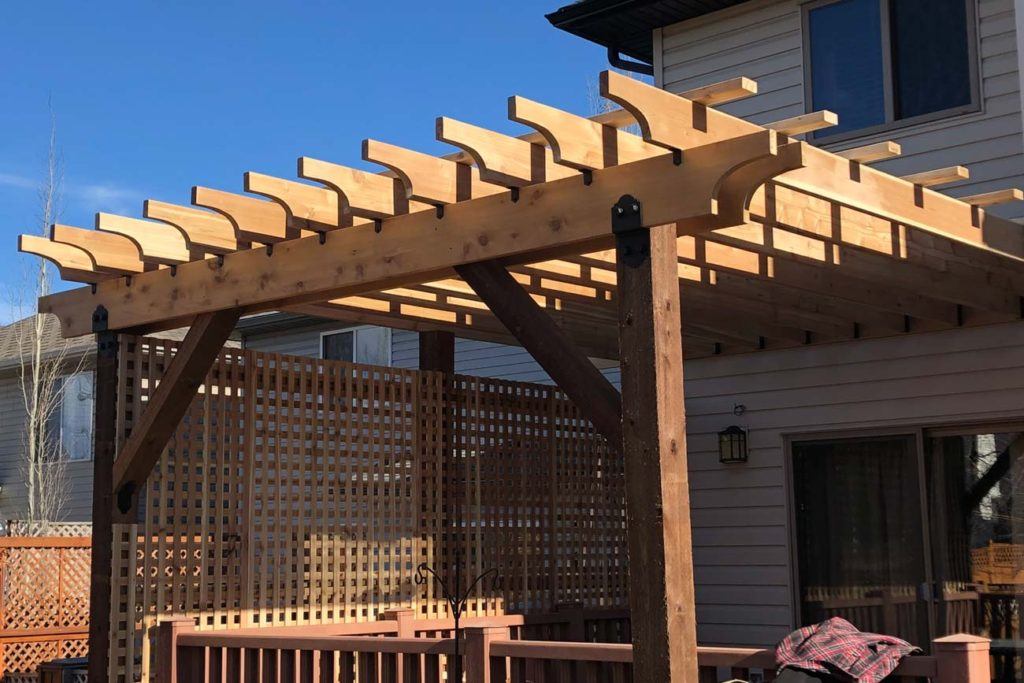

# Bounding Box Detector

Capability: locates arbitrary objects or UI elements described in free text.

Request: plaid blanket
[775,617,920,682]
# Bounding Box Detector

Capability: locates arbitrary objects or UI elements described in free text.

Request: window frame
[50,370,95,463]
[800,0,981,144]
[318,325,393,366]
[784,418,1024,640]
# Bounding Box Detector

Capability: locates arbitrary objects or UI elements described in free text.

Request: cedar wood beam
[41,131,789,337]
[456,260,623,447]
[111,309,240,517]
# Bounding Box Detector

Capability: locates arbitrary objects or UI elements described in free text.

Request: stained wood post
[556,602,587,642]
[613,196,698,682]
[155,617,195,683]
[934,634,991,683]
[382,608,415,637]
[419,331,455,374]
[88,309,117,683]
[464,626,508,683]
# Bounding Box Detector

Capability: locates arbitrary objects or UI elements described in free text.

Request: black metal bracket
[611,195,649,268]
[116,481,136,515]
[611,195,642,234]
[92,305,109,334]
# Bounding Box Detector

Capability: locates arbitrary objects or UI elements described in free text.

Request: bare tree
[10,105,83,533]
[586,68,644,136]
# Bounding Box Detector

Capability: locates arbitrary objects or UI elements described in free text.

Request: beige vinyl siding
[682,321,1024,645]
[659,0,1024,218]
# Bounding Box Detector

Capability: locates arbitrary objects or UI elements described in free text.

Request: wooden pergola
[20,71,1024,683]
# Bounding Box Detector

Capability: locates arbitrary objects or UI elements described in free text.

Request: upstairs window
[805,0,976,138]
[321,327,391,366]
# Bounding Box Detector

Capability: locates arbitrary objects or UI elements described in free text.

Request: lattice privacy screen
[109,336,626,683]
[0,539,90,682]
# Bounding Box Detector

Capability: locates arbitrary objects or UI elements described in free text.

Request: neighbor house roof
[0,314,94,369]
[546,0,751,63]
[0,314,192,372]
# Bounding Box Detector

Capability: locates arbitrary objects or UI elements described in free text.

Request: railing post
[465,626,508,683]
[156,618,195,683]
[556,602,587,641]
[381,609,416,681]
[382,608,416,638]
[934,634,990,683]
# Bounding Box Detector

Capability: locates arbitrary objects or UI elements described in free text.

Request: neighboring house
[0,315,189,523]
[0,315,96,522]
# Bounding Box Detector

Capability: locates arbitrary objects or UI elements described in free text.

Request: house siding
[0,369,94,523]
[658,0,1024,218]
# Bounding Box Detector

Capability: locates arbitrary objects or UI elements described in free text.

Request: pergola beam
[41,130,788,337]
[601,71,1024,256]
[456,260,623,446]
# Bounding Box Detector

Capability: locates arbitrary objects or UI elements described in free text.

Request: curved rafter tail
[144,200,238,254]
[18,234,107,284]
[362,139,504,205]
[244,172,342,229]
[95,212,190,265]
[436,116,576,188]
[50,224,146,275]
[192,186,290,243]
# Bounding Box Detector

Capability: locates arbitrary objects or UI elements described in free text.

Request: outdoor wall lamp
[718,425,748,464]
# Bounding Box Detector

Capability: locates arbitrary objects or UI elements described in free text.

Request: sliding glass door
[925,427,1023,682]
[792,435,932,646]
[792,426,1024,682]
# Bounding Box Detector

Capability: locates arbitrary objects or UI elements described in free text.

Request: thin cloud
[0,170,143,216]
[69,182,142,215]
[0,172,36,191]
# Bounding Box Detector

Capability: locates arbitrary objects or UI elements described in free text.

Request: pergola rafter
[24,73,1024,352]
[15,70,1024,683]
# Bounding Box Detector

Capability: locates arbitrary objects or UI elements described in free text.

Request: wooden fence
[0,536,90,682]
[109,337,624,682]
[156,612,991,683]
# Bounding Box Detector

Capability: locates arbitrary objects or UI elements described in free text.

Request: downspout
[606,45,654,76]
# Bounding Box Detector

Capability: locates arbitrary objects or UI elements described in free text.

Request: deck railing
[156,610,991,683]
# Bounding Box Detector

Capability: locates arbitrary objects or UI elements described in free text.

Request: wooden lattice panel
[448,377,627,616]
[111,337,624,682]
[0,538,90,682]
[4,522,92,538]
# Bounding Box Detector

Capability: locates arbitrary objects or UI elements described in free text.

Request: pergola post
[613,196,698,682]
[418,330,455,374]
[88,308,117,683]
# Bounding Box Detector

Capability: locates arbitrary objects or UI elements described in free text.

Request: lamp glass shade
[718,425,748,464]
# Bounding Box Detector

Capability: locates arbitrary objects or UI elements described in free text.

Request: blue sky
[0,0,609,309]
